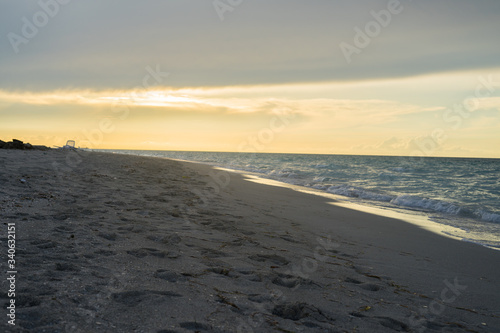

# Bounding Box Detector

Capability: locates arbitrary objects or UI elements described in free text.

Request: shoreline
[1,150,499,332]
[110,150,500,251]
[213,168,476,248]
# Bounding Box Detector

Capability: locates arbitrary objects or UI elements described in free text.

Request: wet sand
[1,150,499,332]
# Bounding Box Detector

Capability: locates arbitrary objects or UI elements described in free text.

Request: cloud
[377,137,409,150]
[476,97,500,110]
[1,0,499,90]
[0,86,430,123]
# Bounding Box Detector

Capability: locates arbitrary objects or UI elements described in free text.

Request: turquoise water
[101,150,500,249]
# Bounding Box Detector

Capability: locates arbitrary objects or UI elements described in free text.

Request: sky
[1,0,499,157]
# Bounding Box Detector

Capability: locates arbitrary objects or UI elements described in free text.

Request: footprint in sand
[236,269,262,282]
[345,277,383,292]
[146,234,182,245]
[31,239,59,249]
[200,248,227,258]
[344,277,362,284]
[272,302,333,322]
[376,316,410,331]
[229,237,259,247]
[52,225,74,233]
[55,262,80,272]
[179,321,212,331]
[248,254,289,266]
[154,269,188,282]
[93,249,116,257]
[98,232,117,241]
[279,234,301,243]
[15,294,41,308]
[271,273,315,289]
[112,290,182,307]
[117,225,148,234]
[359,283,383,292]
[127,248,169,258]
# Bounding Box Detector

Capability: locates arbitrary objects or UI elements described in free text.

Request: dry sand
[0,150,499,332]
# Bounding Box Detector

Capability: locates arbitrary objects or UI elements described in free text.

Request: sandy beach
[1,150,499,332]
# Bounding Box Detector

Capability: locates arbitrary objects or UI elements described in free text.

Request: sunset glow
[1,1,499,157]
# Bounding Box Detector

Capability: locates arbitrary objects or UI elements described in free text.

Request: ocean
[100,150,500,250]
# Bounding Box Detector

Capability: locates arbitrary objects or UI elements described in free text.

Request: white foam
[390,195,462,215]
[314,164,330,169]
[475,210,500,223]
[389,167,409,172]
[327,185,393,202]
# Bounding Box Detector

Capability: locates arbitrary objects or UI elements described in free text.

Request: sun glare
[98,90,201,107]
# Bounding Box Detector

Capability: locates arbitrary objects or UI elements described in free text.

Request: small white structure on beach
[62,140,76,149]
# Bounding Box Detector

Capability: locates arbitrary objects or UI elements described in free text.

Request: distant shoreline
[94,148,500,160]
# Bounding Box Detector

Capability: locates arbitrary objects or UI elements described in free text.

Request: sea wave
[326,185,394,202]
[324,190,500,224]
[390,195,462,215]
[388,167,410,172]
[314,164,330,169]
[474,210,500,223]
